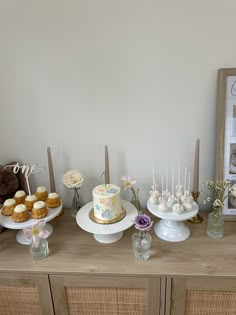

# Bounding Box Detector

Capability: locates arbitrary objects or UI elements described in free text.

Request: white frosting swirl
[15,190,26,197]
[33,201,46,209]
[4,199,16,206]
[14,204,27,213]
[36,186,47,193]
[25,195,37,201]
[48,192,59,199]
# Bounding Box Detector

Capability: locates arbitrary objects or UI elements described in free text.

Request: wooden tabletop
[1,209,236,278]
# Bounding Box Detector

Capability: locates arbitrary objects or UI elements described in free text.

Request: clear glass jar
[207,209,224,239]
[132,231,152,261]
[131,187,142,213]
[30,238,49,260]
[71,187,84,217]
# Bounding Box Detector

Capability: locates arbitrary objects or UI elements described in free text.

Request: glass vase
[30,239,49,260]
[131,187,142,213]
[132,231,152,261]
[207,208,224,239]
[71,187,84,218]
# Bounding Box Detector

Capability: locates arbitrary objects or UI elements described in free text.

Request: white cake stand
[76,200,138,243]
[147,201,199,242]
[0,203,63,245]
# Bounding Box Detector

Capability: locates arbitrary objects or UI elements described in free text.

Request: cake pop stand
[76,200,138,243]
[0,202,63,245]
[147,201,199,242]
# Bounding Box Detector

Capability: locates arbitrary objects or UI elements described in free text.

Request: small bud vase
[30,239,49,260]
[207,207,224,239]
[131,187,142,213]
[132,231,152,260]
[71,187,84,218]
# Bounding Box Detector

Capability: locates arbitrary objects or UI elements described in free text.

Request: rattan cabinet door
[0,273,54,315]
[50,275,161,315]
[166,276,236,315]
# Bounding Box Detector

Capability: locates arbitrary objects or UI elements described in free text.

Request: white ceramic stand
[147,201,198,242]
[0,203,63,245]
[76,200,138,243]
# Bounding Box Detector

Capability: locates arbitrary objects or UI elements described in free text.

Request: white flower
[121,176,137,191]
[62,170,84,189]
[213,199,223,207]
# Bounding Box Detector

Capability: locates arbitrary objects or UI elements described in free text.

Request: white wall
[0,0,236,208]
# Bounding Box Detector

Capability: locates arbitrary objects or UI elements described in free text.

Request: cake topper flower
[62,170,84,189]
[23,220,49,247]
[133,213,153,232]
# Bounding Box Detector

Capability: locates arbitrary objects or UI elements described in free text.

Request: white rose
[62,170,84,189]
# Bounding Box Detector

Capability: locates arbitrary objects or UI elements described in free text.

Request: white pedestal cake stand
[147,201,199,242]
[76,200,138,243]
[0,203,63,245]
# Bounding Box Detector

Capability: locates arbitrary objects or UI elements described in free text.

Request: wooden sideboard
[1,210,236,314]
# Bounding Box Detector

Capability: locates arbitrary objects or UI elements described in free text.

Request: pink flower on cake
[121,176,137,191]
[23,220,49,247]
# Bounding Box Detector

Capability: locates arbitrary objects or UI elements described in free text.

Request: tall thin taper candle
[47,147,56,192]
[166,167,168,191]
[193,139,200,192]
[184,168,187,192]
[178,164,180,185]
[172,168,174,196]
[188,171,191,193]
[162,173,164,196]
[105,145,110,185]
[153,168,155,191]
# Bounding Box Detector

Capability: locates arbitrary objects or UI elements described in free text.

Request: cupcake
[31,201,48,219]
[1,198,16,216]
[12,204,30,222]
[14,190,26,205]
[45,192,61,208]
[35,186,48,201]
[25,194,38,211]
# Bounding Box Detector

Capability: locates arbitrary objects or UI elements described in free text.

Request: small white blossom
[62,170,84,189]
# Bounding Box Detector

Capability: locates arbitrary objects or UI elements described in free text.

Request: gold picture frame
[216,68,236,220]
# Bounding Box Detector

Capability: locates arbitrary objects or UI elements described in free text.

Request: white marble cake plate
[76,200,138,243]
[147,201,198,242]
[0,202,63,245]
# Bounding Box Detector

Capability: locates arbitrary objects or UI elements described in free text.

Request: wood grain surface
[1,210,236,278]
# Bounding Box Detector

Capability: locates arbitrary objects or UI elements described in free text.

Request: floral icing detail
[23,220,49,247]
[133,214,153,232]
[101,210,112,219]
[107,188,118,194]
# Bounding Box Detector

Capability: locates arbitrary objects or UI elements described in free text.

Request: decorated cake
[92,184,124,224]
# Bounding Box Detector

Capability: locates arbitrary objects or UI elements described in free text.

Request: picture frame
[216,68,236,220]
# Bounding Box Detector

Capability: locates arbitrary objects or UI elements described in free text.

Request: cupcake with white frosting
[25,194,38,211]
[46,192,61,208]
[35,186,48,201]
[31,201,48,219]
[14,190,26,205]
[12,204,30,222]
[1,198,16,216]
